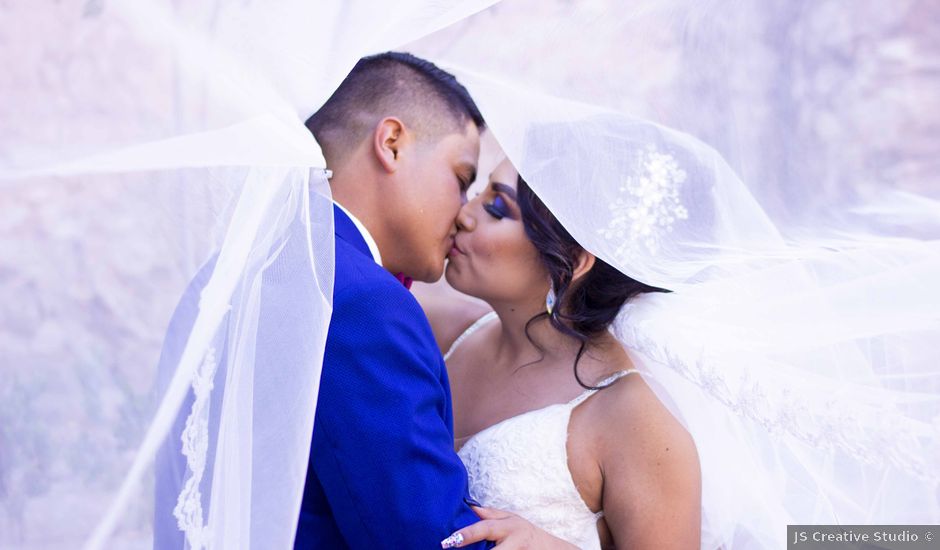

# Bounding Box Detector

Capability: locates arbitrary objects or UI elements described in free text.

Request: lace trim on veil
[172,347,220,550]
[619,321,940,482]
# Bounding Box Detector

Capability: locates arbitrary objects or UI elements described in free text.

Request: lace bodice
[446,313,638,550]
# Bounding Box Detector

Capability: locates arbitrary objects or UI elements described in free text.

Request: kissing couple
[296,51,702,549]
[157,51,702,550]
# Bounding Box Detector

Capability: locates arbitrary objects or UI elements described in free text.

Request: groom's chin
[412,261,446,284]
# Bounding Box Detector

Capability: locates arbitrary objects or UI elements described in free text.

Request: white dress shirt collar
[334,201,383,266]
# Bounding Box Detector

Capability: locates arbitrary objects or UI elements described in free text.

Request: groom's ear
[372,117,406,173]
[572,251,596,284]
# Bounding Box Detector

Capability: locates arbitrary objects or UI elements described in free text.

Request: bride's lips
[449,239,465,257]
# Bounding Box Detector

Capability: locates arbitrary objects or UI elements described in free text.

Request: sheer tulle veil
[1,1,938,549]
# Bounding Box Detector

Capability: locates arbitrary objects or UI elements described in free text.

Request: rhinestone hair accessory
[599,145,689,264]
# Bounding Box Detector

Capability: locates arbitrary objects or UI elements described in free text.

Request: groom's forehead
[430,119,479,153]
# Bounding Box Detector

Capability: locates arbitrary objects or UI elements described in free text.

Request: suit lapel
[333,204,374,260]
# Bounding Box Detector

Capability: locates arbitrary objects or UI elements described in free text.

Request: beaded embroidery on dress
[447,315,638,550]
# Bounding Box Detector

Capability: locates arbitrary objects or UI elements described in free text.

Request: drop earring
[546,279,556,315]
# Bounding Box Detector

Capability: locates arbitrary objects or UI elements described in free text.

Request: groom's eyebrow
[491,182,518,202]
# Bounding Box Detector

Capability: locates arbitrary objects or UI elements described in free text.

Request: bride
[415,157,701,549]
[413,107,940,548]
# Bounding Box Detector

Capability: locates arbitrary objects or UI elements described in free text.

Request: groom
[295,52,489,548]
[154,52,490,549]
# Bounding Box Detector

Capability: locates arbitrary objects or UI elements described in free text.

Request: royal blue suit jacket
[154,205,487,549]
[293,205,487,549]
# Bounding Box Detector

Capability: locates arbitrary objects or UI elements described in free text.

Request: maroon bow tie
[394,272,413,290]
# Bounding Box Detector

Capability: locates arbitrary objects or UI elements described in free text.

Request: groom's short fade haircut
[305,51,485,162]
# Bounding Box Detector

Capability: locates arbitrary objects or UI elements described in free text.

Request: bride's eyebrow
[490,182,518,202]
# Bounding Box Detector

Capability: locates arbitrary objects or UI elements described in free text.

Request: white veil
[451,98,940,547]
[2,1,938,549]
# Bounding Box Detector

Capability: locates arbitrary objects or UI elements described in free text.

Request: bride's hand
[441,506,580,549]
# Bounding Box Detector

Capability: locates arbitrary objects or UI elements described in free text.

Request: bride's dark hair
[517,176,669,390]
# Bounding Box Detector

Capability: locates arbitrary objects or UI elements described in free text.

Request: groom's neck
[330,177,388,264]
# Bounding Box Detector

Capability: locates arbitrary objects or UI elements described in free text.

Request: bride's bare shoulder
[591,369,696,458]
[410,280,491,354]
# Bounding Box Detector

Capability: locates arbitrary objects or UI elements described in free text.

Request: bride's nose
[455,200,476,232]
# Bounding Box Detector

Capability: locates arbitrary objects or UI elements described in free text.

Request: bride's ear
[571,250,596,284]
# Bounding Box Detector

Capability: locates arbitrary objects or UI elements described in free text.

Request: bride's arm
[598,377,702,549]
[411,279,491,354]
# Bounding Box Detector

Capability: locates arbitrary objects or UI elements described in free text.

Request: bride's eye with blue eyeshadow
[483,195,511,220]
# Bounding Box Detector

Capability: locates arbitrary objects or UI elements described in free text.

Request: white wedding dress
[447,312,639,550]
